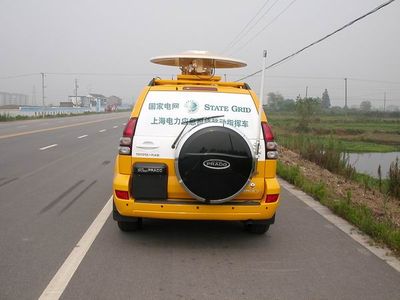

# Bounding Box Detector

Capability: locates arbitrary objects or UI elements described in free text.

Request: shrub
[388,157,400,199]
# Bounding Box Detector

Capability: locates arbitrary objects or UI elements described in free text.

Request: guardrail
[17,106,95,116]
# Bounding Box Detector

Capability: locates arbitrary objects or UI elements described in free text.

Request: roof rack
[150,50,247,76]
[148,76,251,90]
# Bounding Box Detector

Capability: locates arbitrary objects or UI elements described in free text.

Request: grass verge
[277,134,398,153]
[277,161,400,255]
[278,135,400,199]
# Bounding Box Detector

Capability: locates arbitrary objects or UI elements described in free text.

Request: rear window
[136,90,260,139]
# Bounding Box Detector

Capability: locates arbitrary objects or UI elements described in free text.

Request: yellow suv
[113,51,280,234]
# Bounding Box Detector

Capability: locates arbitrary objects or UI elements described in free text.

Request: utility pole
[32,85,36,106]
[224,74,227,81]
[41,73,46,117]
[344,78,348,109]
[74,78,79,106]
[383,92,386,112]
[305,86,308,99]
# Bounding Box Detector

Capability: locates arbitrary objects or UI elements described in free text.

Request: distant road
[0,112,399,299]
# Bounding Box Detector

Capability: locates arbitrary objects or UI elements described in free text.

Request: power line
[225,0,281,54]
[230,74,400,85]
[237,0,397,82]
[0,73,38,80]
[233,74,344,80]
[0,72,175,79]
[232,0,298,55]
[222,0,271,53]
[348,77,400,85]
[46,72,171,77]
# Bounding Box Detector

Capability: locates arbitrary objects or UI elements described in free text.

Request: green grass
[278,134,398,153]
[388,158,400,198]
[272,110,400,251]
[0,113,31,121]
[339,140,397,153]
[268,111,400,153]
[278,134,398,198]
[277,161,400,254]
[277,135,356,178]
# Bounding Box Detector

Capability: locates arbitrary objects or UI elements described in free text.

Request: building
[107,95,122,106]
[67,93,123,111]
[59,101,74,107]
[68,95,90,107]
[0,92,29,106]
[87,93,107,107]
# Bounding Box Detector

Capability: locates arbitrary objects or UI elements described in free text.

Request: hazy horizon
[1,0,399,109]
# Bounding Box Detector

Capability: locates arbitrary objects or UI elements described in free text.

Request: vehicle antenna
[255,50,267,166]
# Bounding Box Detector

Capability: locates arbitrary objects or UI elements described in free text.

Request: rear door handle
[135,141,159,149]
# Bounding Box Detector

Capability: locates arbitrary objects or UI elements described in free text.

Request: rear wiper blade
[171,115,224,149]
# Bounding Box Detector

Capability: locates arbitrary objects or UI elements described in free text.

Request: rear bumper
[113,197,279,221]
[113,161,280,222]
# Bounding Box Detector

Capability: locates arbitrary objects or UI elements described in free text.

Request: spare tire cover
[175,124,254,203]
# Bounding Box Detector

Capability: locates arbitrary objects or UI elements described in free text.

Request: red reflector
[115,190,129,200]
[123,118,137,137]
[261,122,274,142]
[265,194,279,203]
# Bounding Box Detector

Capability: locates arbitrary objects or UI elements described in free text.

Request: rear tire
[117,218,143,232]
[245,222,270,234]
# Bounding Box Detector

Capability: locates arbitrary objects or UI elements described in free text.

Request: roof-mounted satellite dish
[150,50,247,76]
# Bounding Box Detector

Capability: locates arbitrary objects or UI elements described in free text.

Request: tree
[266,92,296,112]
[321,89,331,109]
[267,92,284,111]
[296,97,321,131]
[280,99,296,111]
[360,100,372,112]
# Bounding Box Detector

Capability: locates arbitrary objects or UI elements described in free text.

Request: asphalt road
[0,113,399,300]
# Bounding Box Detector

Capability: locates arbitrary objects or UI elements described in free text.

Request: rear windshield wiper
[171,115,224,149]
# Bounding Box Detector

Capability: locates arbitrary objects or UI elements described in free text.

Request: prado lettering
[203,159,231,170]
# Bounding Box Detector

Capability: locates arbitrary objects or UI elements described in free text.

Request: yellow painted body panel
[115,77,280,222]
[114,198,279,221]
[113,156,280,221]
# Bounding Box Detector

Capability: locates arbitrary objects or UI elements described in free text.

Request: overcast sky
[1,0,399,108]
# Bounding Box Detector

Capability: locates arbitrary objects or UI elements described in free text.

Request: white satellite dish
[150,50,247,75]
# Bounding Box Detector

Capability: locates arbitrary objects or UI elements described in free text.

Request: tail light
[265,193,279,203]
[261,122,278,159]
[115,190,129,200]
[118,118,137,155]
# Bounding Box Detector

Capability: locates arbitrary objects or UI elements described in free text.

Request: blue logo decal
[185,100,199,113]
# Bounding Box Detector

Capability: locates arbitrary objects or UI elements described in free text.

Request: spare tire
[175,123,255,203]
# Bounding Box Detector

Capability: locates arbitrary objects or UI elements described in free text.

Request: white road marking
[77,135,88,139]
[99,129,106,133]
[39,196,112,300]
[113,125,118,128]
[17,125,28,128]
[39,144,58,151]
[122,123,126,126]
[280,179,400,273]
[0,115,126,140]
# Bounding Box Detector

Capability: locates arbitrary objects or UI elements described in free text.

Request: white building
[0,92,29,106]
